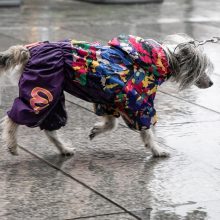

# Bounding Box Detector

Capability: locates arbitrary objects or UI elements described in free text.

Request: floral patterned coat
[71,35,171,130]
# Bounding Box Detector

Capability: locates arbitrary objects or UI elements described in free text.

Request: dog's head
[194,71,213,89]
[163,34,214,90]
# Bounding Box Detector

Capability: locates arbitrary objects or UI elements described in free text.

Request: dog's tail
[0,45,30,76]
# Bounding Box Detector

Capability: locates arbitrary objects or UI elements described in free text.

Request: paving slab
[0,33,23,51]
[0,142,125,220]
[0,26,94,47]
[64,213,137,219]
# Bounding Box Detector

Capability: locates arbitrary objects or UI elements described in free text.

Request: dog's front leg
[89,115,117,140]
[44,130,75,156]
[2,116,19,155]
[140,129,170,157]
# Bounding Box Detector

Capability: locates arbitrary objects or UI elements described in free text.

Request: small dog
[0,34,214,157]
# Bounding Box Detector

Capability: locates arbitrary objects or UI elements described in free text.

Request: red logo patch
[30,87,53,114]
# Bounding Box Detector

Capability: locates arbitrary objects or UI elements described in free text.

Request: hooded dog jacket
[8,35,171,131]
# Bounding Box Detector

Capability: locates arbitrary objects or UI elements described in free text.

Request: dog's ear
[174,43,196,64]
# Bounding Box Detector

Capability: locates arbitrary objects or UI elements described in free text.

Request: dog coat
[8,35,171,131]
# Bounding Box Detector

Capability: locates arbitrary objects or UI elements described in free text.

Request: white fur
[0,115,75,155]
[1,116,18,155]
[44,130,75,155]
[162,34,213,90]
[89,115,118,140]
[140,129,169,157]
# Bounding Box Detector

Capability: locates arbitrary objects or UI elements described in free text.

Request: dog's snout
[209,81,213,87]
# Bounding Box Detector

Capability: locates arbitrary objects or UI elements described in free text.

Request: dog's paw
[89,127,99,140]
[151,146,170,157]
[61,146,75,156]
[8,146,18,156]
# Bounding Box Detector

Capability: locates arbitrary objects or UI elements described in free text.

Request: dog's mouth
[195,80,213,89]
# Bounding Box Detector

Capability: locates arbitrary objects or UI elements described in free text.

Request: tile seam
[18,145,142,220]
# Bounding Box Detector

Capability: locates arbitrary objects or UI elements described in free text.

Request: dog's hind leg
[1,116,19,155]
[44,130,75,156]
[89,115,117,140]
[140,129,170,157]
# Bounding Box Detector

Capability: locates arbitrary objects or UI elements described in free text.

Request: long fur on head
[0,45,30,75]
[162,33,214,90]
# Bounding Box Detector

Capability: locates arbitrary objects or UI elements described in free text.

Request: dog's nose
[209,81,213,87]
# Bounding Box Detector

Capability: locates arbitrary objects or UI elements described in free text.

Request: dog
[0,34,214,157]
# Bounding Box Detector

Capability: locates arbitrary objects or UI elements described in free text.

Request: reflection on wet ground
[0,0,220,219]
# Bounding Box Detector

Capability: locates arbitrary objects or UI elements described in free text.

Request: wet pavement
[0,0,220,219]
